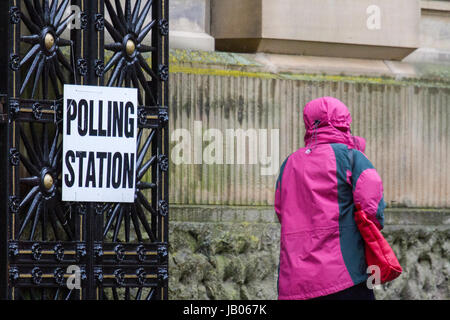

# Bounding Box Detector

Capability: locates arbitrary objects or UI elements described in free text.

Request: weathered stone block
[211,0,420,60]
[168,209,450,300]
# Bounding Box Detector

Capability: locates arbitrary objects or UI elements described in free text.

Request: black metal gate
[0,0,169,300]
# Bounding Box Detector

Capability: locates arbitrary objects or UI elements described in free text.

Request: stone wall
[168,206,450,300]
[166,49,450,300]
[168,50,450,208]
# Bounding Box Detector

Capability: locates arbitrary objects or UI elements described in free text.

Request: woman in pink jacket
[275,97,385,300]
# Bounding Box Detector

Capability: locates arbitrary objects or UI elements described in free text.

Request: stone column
[170,0,215,51]
[404,0,450,64]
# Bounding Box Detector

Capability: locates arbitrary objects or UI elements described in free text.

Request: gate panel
[0,0,169,300]
[96,0,169,300]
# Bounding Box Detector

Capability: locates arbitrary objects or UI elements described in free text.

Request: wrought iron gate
[0,0,169,300]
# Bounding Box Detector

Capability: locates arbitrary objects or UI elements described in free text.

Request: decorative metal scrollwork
[2,0,169,301]
[9,196,20,214]
[94,244,103,258]
[79,267,87,282]
[136,268,147,285]
[159,19,169,36]
[95,203,105,215]
[157,244,168,262]
[32,103,42,120]
[138,108,147,125]
[159,109,168,125]
[95,59,105,77]
[9,267,19,284]
[77,58,88,77]
[9,6,21,24]
[53,100,63,120]
[16,121,74,242]
[77,203,87,215]
[9,243,19,257]
[76,243,87,260]
[114,244,125,262]
[9,54,20,71]
[137,245,146,262]
[9,100,20,121]
[9,148,20,166]
[54,244,65,261]
[114,269,125,287]
[158,200,168,217]
[95,268,103,284]
[102,128,158,243]
[158,267,168,286]
[31,243,42,260]
[18,0,75,99]
[95,14,105,31]
[158,64,169,82]
[31,267,43,285]
[158,154,168,172]
[80,11,88,29]
[54,267,65,286]
[104,0,159,106]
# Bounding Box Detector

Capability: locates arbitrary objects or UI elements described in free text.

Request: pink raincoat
[275,97,385,300]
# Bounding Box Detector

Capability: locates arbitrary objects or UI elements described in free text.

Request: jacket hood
[303,97,365,152]
[353,136,366,153]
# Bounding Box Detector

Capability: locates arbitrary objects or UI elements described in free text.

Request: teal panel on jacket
[331,144,368,285]
[351,149,375,191]
[376,197,386,229]
[276,156,290,191]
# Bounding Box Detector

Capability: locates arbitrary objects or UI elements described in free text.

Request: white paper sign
[62,84,138,203]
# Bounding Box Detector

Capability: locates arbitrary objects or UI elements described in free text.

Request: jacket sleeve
[351,150,385,230]
[274,157,289,224]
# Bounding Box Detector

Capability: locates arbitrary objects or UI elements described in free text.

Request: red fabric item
[354,204,402,284]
